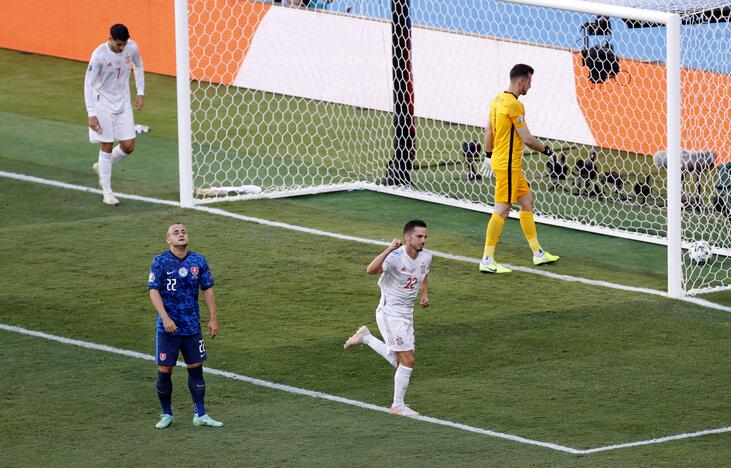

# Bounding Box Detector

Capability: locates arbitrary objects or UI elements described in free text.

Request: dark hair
[510,64,534,80]
[110,24,130,41]
[403,219,427,234]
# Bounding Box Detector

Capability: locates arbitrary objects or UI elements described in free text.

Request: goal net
[178,0,731,295]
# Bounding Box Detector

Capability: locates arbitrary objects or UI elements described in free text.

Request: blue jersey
[148,250,214,336]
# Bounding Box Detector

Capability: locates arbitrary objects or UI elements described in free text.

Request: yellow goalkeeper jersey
[489,92,527,172]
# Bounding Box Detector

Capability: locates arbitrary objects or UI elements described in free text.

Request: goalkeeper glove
[543,146,554,157]
[485,151,492,159]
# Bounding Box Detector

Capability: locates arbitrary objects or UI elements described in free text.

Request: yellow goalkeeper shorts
[493,169,531,204]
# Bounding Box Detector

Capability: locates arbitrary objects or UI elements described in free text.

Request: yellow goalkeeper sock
[519,210,542,253]
[483,214,506,259]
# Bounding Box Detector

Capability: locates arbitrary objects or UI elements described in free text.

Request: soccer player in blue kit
[148,223,222,429]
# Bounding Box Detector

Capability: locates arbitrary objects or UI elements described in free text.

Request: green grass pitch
[1,48,730,466]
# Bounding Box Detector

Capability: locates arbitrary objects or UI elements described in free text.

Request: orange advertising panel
[189,0,270,84]
[573,54,731,163]
[0,0,177,75]
[0,0,269,80]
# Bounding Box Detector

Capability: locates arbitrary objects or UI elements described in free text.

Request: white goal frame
[174,0,683,297]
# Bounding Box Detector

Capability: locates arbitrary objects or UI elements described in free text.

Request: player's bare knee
[186,362,203,369]
[494,206,510,218]
[120,141,135,154]
[398,353,415,368]
[100,143,113,153]
[519,197,534,212]
[158,365,173,373]
[518,193,534,212]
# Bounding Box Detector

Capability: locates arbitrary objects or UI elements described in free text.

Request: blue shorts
[155,331,207,366]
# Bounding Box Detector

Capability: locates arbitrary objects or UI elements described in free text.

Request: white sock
[533,249,544,257]
[111,145,129,165]
[392,364,413,407]
[482,256,493,264]
[363,335,397,368]
[98,151,113,195]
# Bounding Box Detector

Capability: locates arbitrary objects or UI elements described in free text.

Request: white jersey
[377,246,432,318]
[84,40,144,117]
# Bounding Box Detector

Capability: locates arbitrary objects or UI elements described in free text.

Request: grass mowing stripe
[0,323,581,455]
[3,169,731,315]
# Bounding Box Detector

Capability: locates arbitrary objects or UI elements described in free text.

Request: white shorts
[89,107,136,143]
[376,307,415,352]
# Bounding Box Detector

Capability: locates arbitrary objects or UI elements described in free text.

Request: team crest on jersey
[396,336,404,346]
[191,266,199,278]
[148,272,155,283]
[421,264,426,274]
[400,267,408,272]
[178,267,188,278]
[106,62,112,67]
[159,353,167,360]
[125,55,131,64]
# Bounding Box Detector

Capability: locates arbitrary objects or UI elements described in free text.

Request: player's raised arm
[366,239,402,274]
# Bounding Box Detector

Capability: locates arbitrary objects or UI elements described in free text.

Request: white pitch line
[193,206,731,313]
[3,170,731,314]
[0,323,581,455]
[4,322,728,454]
[582,426,731,454]
[0,170,179,207]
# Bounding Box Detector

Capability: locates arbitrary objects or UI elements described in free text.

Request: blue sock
[156,370,173,415]
[187,366,206,417]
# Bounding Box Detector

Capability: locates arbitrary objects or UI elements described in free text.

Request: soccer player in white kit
[84,24,145,205]
[344,220,432,417]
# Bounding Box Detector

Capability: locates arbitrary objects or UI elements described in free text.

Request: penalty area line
[3,170,731,317]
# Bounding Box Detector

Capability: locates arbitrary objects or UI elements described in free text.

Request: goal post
[175,0,194,208]
[174,0,730,297]
[667,13,683,299]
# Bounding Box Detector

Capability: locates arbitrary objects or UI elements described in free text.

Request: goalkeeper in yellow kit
[479,64,559,274]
